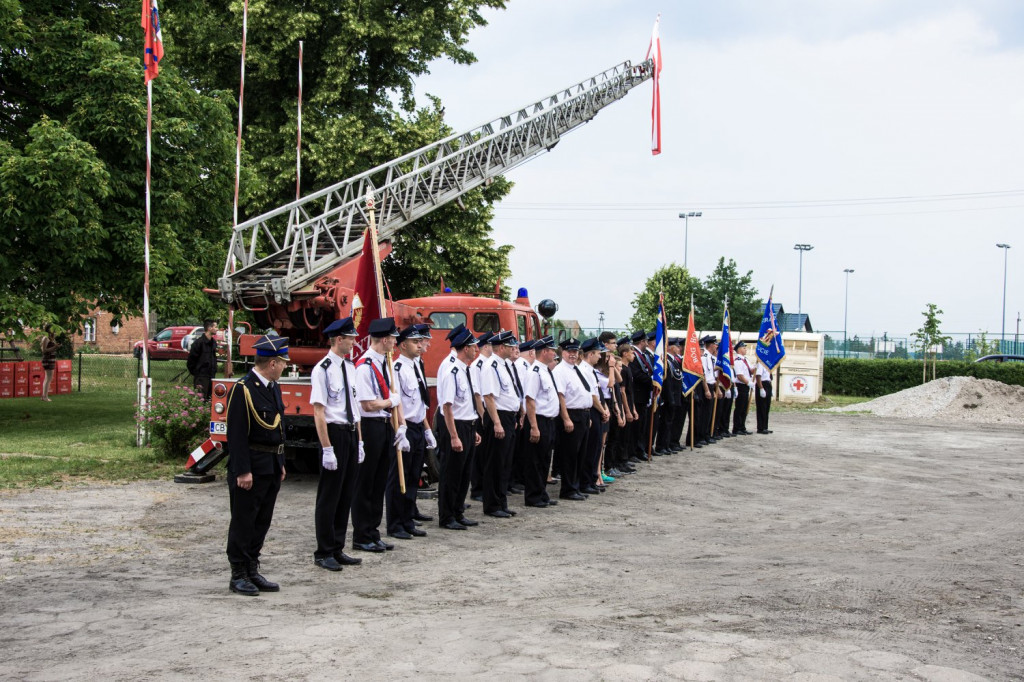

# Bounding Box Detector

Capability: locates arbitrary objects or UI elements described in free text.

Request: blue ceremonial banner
[652,293,667,391]
[756,297,786,371]
[715,308,734,390]
[681,370,701,396]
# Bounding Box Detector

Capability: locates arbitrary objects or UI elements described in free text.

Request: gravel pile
[829,376,1024,424]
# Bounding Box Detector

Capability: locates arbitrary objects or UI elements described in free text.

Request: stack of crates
[0,360,73,398]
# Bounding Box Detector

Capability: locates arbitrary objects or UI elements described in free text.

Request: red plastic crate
[0,374,11,386]
[0,363,13,375]
[56,359,72,372]
[29,383,42,397]
[15,373,28,385]
[15,384,28,397]
[56,381,72,395]
[29,361,42,373]
[14,362,28,376]
[30,373,43,386]
[0,385,12,399]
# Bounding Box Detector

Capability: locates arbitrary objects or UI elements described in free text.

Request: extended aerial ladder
[216,58,654,316]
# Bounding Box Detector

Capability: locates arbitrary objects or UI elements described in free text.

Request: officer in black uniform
[628,330,652,460]
[225,334,289,596]
[656,338,682,454]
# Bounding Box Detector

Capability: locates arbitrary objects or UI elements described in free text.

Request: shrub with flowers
[136,385,210,459]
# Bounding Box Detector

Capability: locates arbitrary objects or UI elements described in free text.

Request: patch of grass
[772,394,871,412]
[0,390,185,488]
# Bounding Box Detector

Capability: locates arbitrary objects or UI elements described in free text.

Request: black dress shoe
[314,556,343,571]
[376,540,395,551]
[334,552,362,566]
[486,510,512,518]
[560,493,587,501]
[581,486,601,495]
[545,499,558,506]
[457,516,479,526]
[407,527,427,537]
[413,520,422,527]
[764,429,773,434]
[353,542,385,553]
[508,485,525,494]
[470,494,483,502]
[525,502,549,508]
[387,530,413,540]
[413,512,434,522]
[693,442,703,448]
[441,520,467,530]
[504,509,518,516]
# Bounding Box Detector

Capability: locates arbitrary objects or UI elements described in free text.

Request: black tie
[593,368,606,408]
[573,366,591,392]
[379,359,391,389]
[506,364,522,398]
[413,361,430,405]
[547,367,559,392]
[465,366,474,397]
[341,361,354,424]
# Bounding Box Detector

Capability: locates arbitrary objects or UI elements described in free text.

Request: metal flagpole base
[174,472,217,484]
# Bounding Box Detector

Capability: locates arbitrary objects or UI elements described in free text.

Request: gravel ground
[1,411,1022,681]
[829,377,1024,425]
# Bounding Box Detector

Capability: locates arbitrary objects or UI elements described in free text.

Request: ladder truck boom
[217,58,654,310]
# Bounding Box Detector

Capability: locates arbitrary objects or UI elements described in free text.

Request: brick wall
[73,309,157,355]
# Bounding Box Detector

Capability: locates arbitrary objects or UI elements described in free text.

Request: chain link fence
[820,332,1024,361]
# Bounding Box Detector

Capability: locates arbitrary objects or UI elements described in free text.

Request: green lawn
[0,389,186,488]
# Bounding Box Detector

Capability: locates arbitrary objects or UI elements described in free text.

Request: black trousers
[694,392,709,443]
[386,420,425,534]
[511,418,528,487]
[715,396,733,435]
[656,401,676,450]
[437,417,477,525]
[314,425,358,559]
[756,381,773,432]
[226,471,281,565]
[556,409,590,497]
[194,375,212,402]
[483,410,517,514]
[583,407,605,487]
[633,394,649,455]
[671,396,688,446]
[523,415,555,506]
[352,418,392,545]
[733,384,751,433]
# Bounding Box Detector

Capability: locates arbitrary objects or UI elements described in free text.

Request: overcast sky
[411,0,1024,340]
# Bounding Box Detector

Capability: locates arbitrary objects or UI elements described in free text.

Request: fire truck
[190,57,653,474]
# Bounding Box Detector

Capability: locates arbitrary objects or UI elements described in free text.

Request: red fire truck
[187,57,653,474]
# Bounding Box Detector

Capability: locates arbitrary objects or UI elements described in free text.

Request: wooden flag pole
[689,392,695,450]
[366,190,405,494]
[646,389,658,461]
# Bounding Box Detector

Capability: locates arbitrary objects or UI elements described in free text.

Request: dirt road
[1,412,1022,680]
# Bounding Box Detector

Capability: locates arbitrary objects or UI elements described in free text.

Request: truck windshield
[428,312,467,330]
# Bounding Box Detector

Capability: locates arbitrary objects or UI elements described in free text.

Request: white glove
[390,394,401,408]
[732,387,738,399]
[759,388,767,399]
[424,429,437,450]
[358,441,365,463]
[393,424,407,446]
[321,445,337,471]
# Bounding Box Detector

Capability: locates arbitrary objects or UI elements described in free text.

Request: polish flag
[186,438,217,469]
[646,15,662,155]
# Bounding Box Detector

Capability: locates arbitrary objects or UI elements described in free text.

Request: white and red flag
[141,0,164,83]
[646,14,662,155]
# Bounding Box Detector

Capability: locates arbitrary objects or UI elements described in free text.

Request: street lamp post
[794,244,813,315]
[843,268,855,358]
[598,311,605,332]
[997,243,1011,348]
[678,211,702,270]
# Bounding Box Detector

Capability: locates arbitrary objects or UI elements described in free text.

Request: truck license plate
[210,421,227,435]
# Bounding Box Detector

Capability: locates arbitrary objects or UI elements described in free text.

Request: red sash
[355,356,390,399]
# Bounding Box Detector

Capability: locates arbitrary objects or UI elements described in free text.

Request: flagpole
[225,0,248,380]
[366,190,406,494]
[138,77,154,447]
[296,40,303,203]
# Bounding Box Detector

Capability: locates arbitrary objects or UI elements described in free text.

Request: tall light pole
[843,269,855,358]
[997,243,1010,348]
[598,311,605,332]
[678,211,702,270]
[794,244,813,315]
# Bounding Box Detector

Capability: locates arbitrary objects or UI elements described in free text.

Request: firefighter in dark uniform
[225,334,289,596]
[655,338,683,454]
[628,330,653,460]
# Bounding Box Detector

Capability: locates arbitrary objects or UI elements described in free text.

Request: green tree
[1,0,236,335]
[694,258,763,333]
[910,303,951,382]
[627,263,701,331]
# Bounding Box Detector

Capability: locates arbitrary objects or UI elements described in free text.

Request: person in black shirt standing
[187,319,219,401]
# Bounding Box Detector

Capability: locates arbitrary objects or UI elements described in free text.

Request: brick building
[73,308,157,355]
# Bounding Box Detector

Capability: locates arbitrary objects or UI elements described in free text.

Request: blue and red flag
[651,292,667,391]
[142,0,164,83]
[715,307,735,390]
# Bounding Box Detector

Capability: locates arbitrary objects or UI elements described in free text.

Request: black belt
[455,418,478,426]
[249,443,284,454]
[406,419,424,428]
[537,414,556,422]
[567,408,589,417]
[362,416,391,423]
[328,422,357,432]
[497,409,517,417]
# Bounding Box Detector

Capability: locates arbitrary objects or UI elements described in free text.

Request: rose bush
[136,386,209,459]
